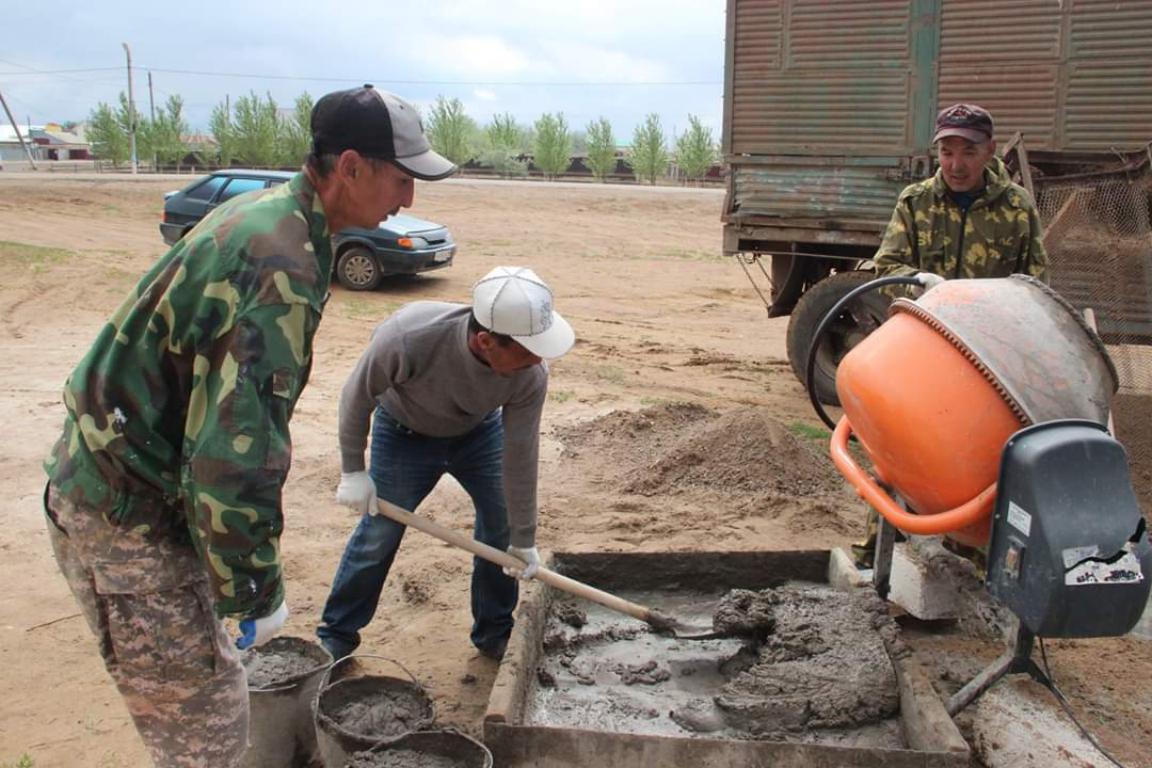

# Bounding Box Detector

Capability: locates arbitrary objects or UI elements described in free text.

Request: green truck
[721,0,1152,402]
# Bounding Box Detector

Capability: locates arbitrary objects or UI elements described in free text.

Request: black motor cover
[987,420,1152,638]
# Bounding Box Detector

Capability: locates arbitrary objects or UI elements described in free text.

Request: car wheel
[785,270,890,407]
[336,247,382,291]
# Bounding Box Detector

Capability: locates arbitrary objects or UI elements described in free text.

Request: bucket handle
[317,653,426,696]
[830,415,997,535]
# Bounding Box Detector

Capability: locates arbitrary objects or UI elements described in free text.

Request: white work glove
[336,471,375,516]
[914,272,945,290]
[236,600,289,650]
[503,545,540,580]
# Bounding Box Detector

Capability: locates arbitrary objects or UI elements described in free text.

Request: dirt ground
[0,173,1149,767]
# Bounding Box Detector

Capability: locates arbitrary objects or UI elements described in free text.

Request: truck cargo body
[722,0,1152,404]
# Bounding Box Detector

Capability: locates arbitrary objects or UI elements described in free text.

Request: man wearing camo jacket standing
[874,102,1049,286]
[854,103,1049,568]
[42,85,455,767]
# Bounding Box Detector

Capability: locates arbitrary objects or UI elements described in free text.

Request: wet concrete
[347,749,467,768]
[325,687,433,740]
[241,636,329,689]
[524,583,905,746]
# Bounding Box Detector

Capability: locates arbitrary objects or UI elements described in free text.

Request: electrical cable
[1037,637,1130,768]
[804,274,921,429]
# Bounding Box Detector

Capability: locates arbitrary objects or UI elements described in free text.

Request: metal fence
[1039,154,1152,509]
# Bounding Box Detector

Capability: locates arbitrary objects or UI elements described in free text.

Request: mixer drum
[832,275,1119,548]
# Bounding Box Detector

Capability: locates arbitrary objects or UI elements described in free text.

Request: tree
[232,91,280,167]
[480,112,527,177]
[486,112,523,150]
[210,99,236,168]
[115,92,138,165]
[533,112,571,179]
[151,95,189,166]
[278,92,313,166]
[427,96,476,166]
[585,117,617,182]
[675,115,716,184]
[631,113,668,185]
[87,102,128,166]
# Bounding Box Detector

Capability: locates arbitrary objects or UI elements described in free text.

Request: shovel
[374,498,724,640]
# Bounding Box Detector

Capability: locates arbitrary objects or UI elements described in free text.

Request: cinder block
[888,540,961,620]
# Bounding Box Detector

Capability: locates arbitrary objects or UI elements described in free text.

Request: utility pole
[0,86,37,169]
[148,71,155,122]
[122,42,138,174]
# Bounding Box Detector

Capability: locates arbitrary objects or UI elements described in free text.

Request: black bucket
[241,636,333,768]
[343,730,493,768]
[314,655,437,768]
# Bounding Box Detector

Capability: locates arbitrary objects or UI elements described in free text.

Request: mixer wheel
[786,270,891,406]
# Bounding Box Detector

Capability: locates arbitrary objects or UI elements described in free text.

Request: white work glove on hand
[236,600,289,650]
[503,545,540,580]
[914,272,945,290]
[336,471,375,516]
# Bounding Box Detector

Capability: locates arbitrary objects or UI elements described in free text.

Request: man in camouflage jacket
[43,85,455,767]
[856,103,1048,569]
[874,103,1048,284]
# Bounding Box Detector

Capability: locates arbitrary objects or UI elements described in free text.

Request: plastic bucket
[314,655,437,768]
[241,636,333,768]
[343,730,493,768]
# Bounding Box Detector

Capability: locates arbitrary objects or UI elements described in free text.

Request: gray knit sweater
[338,302,548,547]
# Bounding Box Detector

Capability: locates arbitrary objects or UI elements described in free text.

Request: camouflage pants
[45,485,249,768]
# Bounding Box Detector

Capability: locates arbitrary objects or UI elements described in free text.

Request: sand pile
[557,402,846,499]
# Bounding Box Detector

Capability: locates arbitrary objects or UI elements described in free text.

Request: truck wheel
[335,246,382,291]
[786,270,890,406]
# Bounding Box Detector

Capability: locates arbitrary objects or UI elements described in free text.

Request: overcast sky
[1,1,725,142]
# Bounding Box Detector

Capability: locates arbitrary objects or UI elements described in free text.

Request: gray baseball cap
[310,85,457,181]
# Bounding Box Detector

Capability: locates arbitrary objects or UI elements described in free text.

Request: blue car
[160,169,456,290]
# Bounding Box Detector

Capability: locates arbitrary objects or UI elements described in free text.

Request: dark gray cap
[310,85,456,180]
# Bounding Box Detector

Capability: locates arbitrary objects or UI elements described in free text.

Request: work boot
[320,637,358,662]
[476,637,508,662]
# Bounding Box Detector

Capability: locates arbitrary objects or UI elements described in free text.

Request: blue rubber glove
[236,600,289,650]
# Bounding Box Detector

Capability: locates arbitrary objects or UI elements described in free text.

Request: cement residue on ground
[241,637,329,689]
[714,585,901,735]
[346,749,467,768]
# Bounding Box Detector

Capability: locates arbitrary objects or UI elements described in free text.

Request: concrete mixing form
[483,550,970,768]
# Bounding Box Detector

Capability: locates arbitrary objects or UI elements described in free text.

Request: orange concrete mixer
[831,275,1119,548]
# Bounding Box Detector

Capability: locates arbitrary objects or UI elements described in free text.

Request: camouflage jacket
[873,157,1048,282]
[45,172,333,619]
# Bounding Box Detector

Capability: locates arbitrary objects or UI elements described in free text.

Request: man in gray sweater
[317,266,575,660]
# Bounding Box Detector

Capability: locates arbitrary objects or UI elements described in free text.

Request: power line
[0,66,123,76]
[0,62,718,87]
[146,66,719,86]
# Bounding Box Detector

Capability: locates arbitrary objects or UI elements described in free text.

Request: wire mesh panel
[1039,160,1152,513]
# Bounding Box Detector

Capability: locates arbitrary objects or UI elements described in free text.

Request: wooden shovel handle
[374,498,657,625]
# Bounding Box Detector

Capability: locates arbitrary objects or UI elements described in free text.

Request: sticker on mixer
[1062,545,1100,569]
[1065,551,1144,586]
[1006,501,1032,537]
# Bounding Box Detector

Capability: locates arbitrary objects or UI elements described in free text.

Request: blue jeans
[317,408,516,657]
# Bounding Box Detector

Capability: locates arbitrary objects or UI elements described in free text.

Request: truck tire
[335,246,383,291]
[786,270,890,406]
